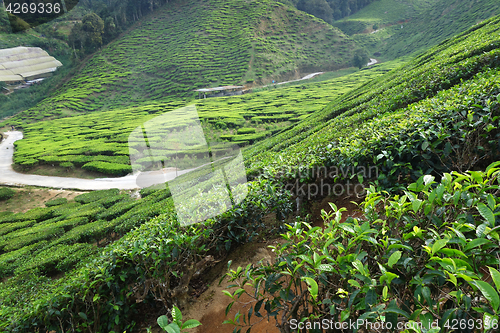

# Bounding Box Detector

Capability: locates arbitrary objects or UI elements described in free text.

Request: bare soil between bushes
[136,196,363,333]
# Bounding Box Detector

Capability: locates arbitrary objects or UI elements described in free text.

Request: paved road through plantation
[0,131,193,190]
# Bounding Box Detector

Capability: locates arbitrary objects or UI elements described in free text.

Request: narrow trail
[262,72,324,88]
[0,131,204,191]
[367,58,378,66]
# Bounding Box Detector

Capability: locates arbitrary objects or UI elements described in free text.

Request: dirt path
[0,188,85,213]
[262,72,324,88]
[186,243,282,333]
[134,194,364,333]
[0,131,217,191]
[367,58,378,66]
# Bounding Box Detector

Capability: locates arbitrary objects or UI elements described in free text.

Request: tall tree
[297,0,333,24]
[352,48,370,69]
[82,13,104,52]
[69,22,84,50]
[103,16,117,43]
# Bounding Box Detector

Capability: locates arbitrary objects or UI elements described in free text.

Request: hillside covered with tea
[3,0,360,124]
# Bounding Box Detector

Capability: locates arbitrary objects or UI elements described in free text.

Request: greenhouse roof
[0,46,62,82]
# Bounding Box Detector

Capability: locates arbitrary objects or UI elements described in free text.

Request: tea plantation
[2,5,500,333]
[0,188,174,280]
[333,0,500,60]
[246,14,500,182]
[2,0,358,126]
[11,61,399,176]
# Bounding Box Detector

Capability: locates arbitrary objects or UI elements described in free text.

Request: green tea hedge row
[82,161,133,176]
[0,187,176,285]
[0,178,293,332]
[74,189,120,204]
[15,243,97,276]
[246,15,500,180]
[0,188,15,201]
[44,198,68,207]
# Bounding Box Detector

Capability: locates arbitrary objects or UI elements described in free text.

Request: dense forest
[284,0,377,23]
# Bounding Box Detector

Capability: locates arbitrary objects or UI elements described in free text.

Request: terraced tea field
[334,0,500,60]
[3,0,358,127]
[246,15,500,181]
[0,188,172,280]
[12,62,399,176]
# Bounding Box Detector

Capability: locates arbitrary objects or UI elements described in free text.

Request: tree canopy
[352,48,370,69]
[292,0,377,22]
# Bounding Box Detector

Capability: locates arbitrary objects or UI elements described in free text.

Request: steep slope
[333,0,500,59]
[5,0,357,123]
[245,14,500,183]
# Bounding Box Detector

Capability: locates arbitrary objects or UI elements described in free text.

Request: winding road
[0,131,201,191]
[262,72,324,88]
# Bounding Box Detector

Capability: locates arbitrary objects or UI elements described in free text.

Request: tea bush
[0,187,15,201]
[74,189,120,204]
[246,15,500,183]
[10,63,393,176]
[82,161,133,176]
[0,178,292,332]
[44,197,68,207]
[224,164,500,332]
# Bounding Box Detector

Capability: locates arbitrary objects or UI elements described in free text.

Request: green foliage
[352,48,370,69]
[82,161,132,176]
[0,187,15,201]
[0,178,292,332]
[333,0,500,60]
[74,189,120,204]
[157,306,202,332]
[224,165,500,332]
[7,13,30,32]
[0,186,172,288]
[245,15,500,182]
[15,243,97,275]
[45,198,68,207]
[81,13,105,53]
[294,0,377,22]
[0,5,11,33]
[236,127,257,135]
[297,0,333,24]
[10,63,393,175]
[3,6,500,333]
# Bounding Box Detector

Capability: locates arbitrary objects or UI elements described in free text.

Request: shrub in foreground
[0,187,15,201]
[224,162,500,333]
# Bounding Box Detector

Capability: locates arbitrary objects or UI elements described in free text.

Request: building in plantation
[195,85,245,99]
[0,46,63,84]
